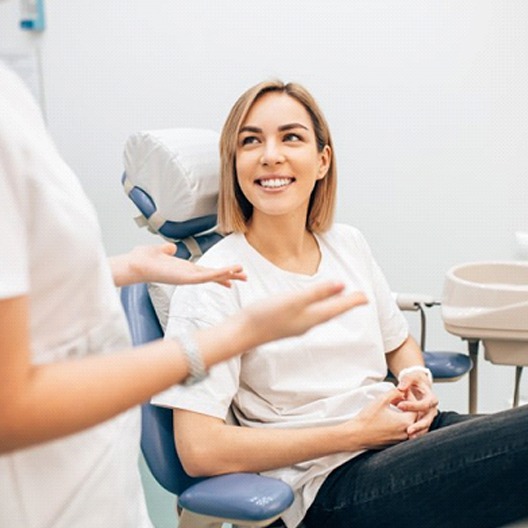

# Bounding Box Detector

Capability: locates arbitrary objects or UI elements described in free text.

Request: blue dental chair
[121,280,294,528]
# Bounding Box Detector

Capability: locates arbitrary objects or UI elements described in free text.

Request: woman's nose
[260,141,285,165]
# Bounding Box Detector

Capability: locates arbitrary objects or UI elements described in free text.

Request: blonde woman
[158,80,528,528]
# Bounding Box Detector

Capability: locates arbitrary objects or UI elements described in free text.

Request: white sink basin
[442,261,528,366]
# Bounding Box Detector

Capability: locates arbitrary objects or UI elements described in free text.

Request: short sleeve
[351,228,409,352]
[0,136,29,299]
[151,280,242,419]
[370,258,409,351]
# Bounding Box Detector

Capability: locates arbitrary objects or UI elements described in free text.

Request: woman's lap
[304,405,528,528]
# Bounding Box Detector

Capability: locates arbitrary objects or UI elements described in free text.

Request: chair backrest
[120,275,296,525]
[122,128,221,247]
[121,129,233,495]
[121,283,205,495]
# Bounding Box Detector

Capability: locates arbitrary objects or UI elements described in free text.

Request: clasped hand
[353,378,438,451]
[395,373,439,439]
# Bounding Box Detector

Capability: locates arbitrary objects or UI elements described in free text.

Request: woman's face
[235,91,330,225]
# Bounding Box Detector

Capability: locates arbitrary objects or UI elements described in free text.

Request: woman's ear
[317,145,332,180]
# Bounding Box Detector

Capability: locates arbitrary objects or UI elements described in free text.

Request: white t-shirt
[153,225,409,528]
[0,63,152,528]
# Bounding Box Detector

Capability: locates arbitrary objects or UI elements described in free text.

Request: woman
[0,63,365,528]
[157,80,528,528]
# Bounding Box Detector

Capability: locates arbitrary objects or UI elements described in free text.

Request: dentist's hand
[109,243,247,288]
[243,282,368,344]
[197,282,368,367]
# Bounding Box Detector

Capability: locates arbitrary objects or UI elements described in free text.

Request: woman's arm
[0,282,365,453]
[108,242,247,288]
[385,335,425,378]
[173,388,416,477]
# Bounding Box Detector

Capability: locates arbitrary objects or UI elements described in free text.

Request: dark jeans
[303,405,528,528]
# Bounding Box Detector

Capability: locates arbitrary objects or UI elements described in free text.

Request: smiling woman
[156,79,528,528]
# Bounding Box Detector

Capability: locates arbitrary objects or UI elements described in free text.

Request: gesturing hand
[245,282,368,343]
[111,243,247,287]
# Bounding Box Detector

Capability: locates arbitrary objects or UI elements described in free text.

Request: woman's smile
[255,176,296,190]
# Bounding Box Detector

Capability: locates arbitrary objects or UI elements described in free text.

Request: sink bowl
[442,261,528,366]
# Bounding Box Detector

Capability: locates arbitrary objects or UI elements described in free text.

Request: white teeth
[259,178,293,188]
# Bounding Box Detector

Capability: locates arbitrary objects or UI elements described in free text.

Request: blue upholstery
[423,351,472,381]
[174,232,224,260]
[122,173,218,241]
[179,473,294,522]
[120,283,294,525]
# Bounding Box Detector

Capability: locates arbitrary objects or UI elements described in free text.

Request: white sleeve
[0,128,29,299]
[151,281,242,420]
[370,258,409,352]
[350,227,409,352]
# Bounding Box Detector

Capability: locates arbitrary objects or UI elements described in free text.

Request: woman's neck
[245,215,321,275]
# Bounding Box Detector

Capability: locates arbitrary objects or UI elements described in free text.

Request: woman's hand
[396,373,439,439]
[109,243,247,287]
[342,389,417,451]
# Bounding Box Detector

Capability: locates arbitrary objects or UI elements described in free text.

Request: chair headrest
[123,128,220,240]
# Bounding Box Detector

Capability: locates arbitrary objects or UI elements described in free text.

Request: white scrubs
[0,63,152,527]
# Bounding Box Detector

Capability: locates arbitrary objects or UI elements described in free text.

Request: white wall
[1,0,527,413]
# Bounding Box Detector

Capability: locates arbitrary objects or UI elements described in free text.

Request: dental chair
[120,128,473,527]
[121,281,294,528]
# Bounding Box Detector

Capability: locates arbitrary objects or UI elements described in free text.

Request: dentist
[0,58,366,528]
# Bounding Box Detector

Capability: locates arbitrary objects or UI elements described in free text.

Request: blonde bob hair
[218,80,336,234]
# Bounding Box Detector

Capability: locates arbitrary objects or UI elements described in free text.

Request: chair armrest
[179,473,294,523]
[394,293,440,311]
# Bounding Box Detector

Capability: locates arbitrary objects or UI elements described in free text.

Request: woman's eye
[284,133,301,142]
[241,136,259,146]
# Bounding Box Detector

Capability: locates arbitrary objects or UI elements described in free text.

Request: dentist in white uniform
[0,35,365,528]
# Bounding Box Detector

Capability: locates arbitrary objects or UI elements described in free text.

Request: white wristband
[177,331,208,385]
[397,365,433,385]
